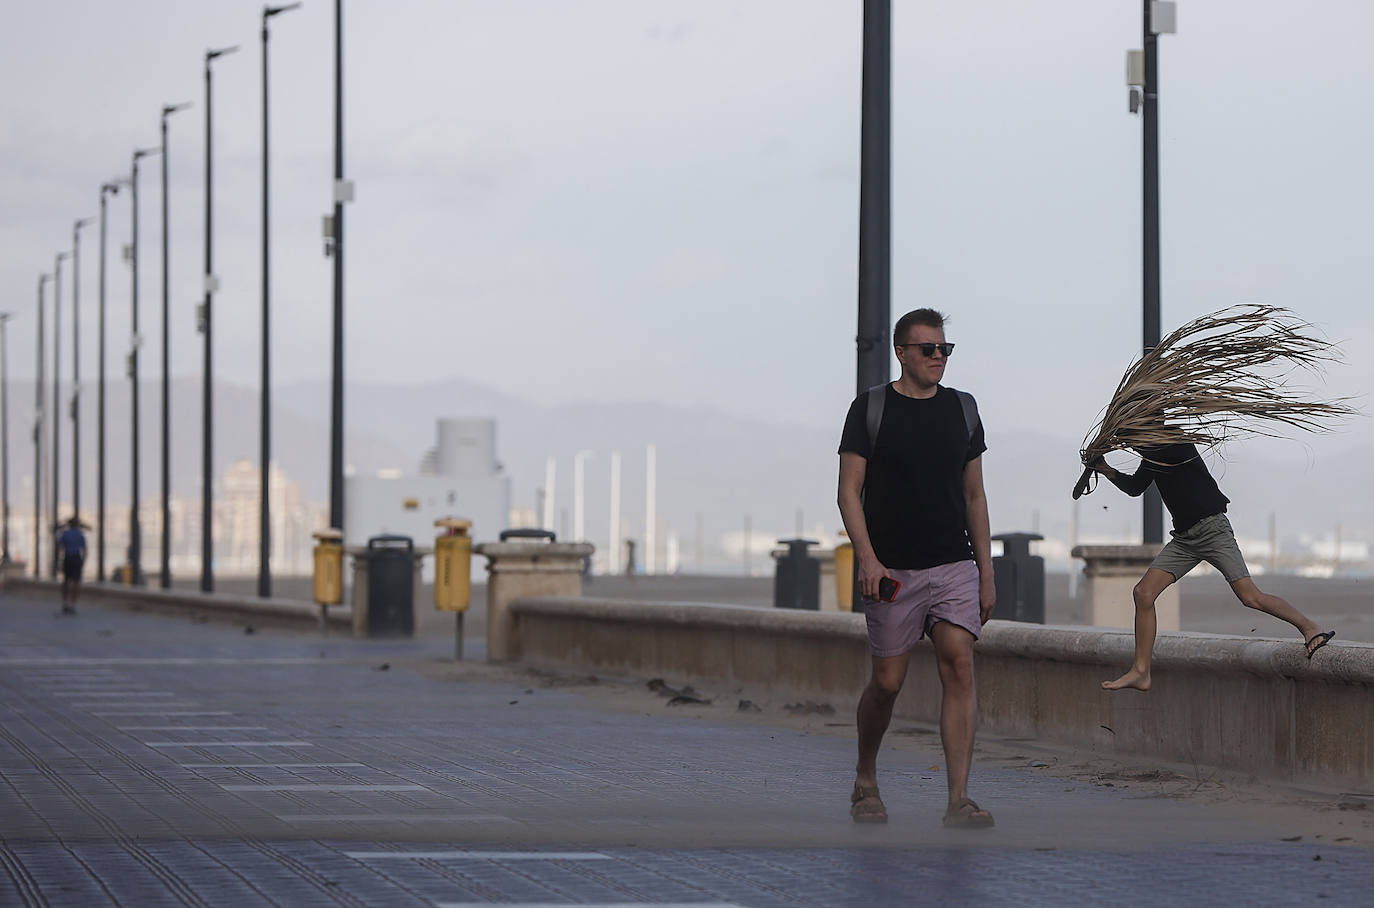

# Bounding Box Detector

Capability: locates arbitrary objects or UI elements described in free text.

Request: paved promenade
[2,588,1372,906]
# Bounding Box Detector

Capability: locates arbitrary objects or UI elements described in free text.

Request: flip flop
[1305,631,1336,660]
[850,783,887,824]
[943,797,994,829]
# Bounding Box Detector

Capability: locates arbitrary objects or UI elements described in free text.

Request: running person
[837,308,996,828]
[57,517,87,615]
[1090,444,1335,691]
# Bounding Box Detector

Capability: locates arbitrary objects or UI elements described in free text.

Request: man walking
[57,517,87,615]
[837,308,996,828]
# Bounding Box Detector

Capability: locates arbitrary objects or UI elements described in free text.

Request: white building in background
[215,459,321,576]
[345,418,510,580]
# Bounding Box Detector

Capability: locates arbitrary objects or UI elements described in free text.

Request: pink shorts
[863,560,982,657]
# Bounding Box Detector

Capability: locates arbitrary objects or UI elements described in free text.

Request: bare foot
[1101,667,1151,691]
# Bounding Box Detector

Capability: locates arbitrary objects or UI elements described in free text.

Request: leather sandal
[850,783,888,824]
[943,797,994,828]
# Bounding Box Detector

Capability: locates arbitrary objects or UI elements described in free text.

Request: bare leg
[1102,568,1176,691]
[855,653,909,788]
[1230,577,1321,643]
[929,621,988,821]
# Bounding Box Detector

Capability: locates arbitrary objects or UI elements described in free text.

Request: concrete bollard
[476,540,595,661]
[1071,544,1179,631]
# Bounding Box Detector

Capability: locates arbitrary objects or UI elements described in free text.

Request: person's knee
[868,672,903,703]
[1132,581,1159,609]
[937,650,975,692]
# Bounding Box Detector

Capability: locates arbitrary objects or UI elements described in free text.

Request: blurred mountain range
[8,376,1367,569]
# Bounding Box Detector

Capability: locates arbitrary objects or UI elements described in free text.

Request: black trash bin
[990,532,1045,624]
[774,538,821,610]
[366,534,415,638]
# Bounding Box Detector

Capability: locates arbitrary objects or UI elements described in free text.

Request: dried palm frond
[1072,304,1358,498]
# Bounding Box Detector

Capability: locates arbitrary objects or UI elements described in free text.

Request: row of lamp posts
[7,1,348,598]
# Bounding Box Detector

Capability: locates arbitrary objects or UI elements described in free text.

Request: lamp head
[265,2,302,19]
[75,217,94,231]
[207,45,240,61]
[133,146,161,162]
[162,102,192,118]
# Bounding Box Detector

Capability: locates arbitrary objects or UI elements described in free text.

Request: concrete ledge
[4,576,350,630]
[510,596,1374,787]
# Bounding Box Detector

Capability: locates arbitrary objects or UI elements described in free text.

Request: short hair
[894,308,947,344]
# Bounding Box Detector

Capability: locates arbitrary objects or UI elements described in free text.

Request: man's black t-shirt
[1104,442,1229,533]
[838,384,987,570]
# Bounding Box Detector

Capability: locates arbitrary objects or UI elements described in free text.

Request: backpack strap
[867,384,979,452]
[865,383,888,452]
[954,389,979,442]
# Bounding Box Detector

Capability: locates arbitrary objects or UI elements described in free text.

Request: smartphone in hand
[877,576,901,602]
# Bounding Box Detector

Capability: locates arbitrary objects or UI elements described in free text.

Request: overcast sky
[3,0,1370,462]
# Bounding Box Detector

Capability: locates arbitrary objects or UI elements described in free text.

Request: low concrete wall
[4,576,351,631]
[510,596,1374,788]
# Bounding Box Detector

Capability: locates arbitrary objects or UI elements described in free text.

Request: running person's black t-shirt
[1104,442,1229,533]
[838,384,987,570]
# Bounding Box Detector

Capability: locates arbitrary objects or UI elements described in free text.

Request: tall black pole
[260,11,273,599]
[72,219,91,528]
[203,48,236,593]
[259,3,299,599]
[51,251,68,577]
[328,0,345,534]
[161,113,171,588]
[98,182,119,581]
[203,55,214,592]
[34,274,49,578]
[131,148,158,585]
[160,104,188,589]
[855,0,891,396]
[0,313,11,565]
[1142,0,1163,544]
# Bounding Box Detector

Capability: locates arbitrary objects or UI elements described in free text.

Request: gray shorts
[1150,512,1250,583]
[863,560,982,658]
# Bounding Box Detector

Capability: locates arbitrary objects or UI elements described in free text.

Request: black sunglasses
[897,342,955,357]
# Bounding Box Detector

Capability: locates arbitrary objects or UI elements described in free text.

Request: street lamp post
[259,2,301,599]
[1127,1,1176,545]
[202,45,238,594]
[0,312,12,566]
[51,250,69,577]
[160,102,190,589]
[328,0,350,537]
[130,146,161,585]
[34,274,51,578]
[855,0,891,398]
[72,218,92,528]
[97,180,122,581]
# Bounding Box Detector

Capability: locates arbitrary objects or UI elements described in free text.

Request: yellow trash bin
[434,518,473,660]
[434,518,473,612]
[312,528,344,606]
[834,532,854,612]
